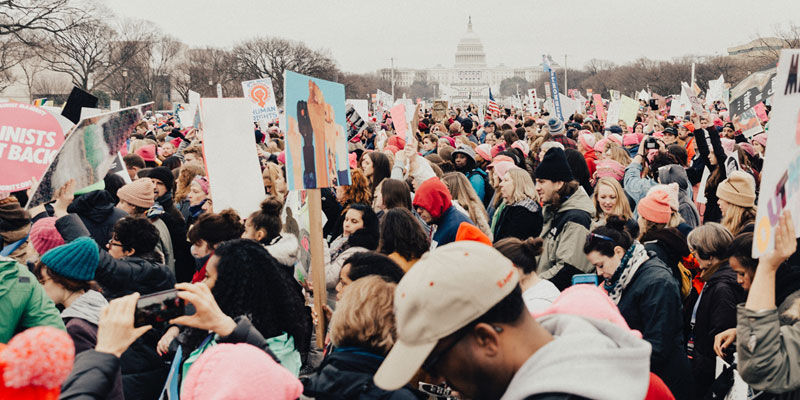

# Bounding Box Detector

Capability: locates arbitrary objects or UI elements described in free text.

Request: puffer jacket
[302,347,424,400]
[492,198,543,242]
[536,186,594,290]
[615,254,692,400]
[0,256,64,343]
[67,190,128,247]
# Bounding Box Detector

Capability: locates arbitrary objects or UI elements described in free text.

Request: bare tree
[16,45,46,101]
[232,37,338,103]
[116,33,184,108]
[0,0,92,43]
[172,46,237,101]
[0,36,22,91]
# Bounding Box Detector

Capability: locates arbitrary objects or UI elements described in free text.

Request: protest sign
[753,102,769,122]
[242,78,280,124]
[107,152,131,184]
[346,99,369,122]
[527,89,538,112]
[375,89,392,115]
[604,100,621,128]
[188,90,201,105]
[682,83,705,115]
[618,95,639,126]
[753,50,800,257]
[177,104,198,128]
[80,107,101,121]
[390,103,409,142]
[734,107,763,138]
[637,89,650,101]
[730,68,777,119]
[544,82,552,101]
[283,70,350,191]
[543,55,563,121]
[593,94,605,123]
[432,100,448,122]
[27,104,150,208]
[345,103,367,141]
[707,75,725,105]
[110,100,120,111]
[0,102,67,192]
[61,87,98,124]
[199,97,265,217]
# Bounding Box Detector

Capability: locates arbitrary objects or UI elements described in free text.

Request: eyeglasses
[421,324,503,375]
[107,239,123,248]
[586,232,615,243]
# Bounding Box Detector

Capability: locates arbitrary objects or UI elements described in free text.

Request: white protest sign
[604,100,621,129]
[188,90,201,105]
[346,99,369,122]
[242,78,280,123]
[110,100,120,111]
[682,83,705,115]
[753,50,800,257]
[707,75,725,105]
[80,107,102,120]
[200,98,265,217]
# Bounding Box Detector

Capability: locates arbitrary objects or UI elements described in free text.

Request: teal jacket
[0,256,65,343]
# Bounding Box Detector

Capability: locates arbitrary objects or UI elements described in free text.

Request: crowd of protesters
[2,94,800,400]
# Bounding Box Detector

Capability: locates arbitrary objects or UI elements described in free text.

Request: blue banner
[542,55,564,121]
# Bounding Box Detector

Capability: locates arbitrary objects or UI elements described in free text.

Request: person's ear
[614,246,626,258]
[123,247,136,257]
[472,323,501,357]
[255,228,267,242]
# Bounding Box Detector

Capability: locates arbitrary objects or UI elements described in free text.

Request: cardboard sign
[375,89,392,115]
[604,100,621,129]
[734,106,763,138]
[284,70,350,190]
[345,103,367,141]
[200,98,265,217]
[593,94,605,122]
[682,83,705,115]
[618,95,639,126]
[242,78,280,123]
[346,99,369,122]
[390,103,409,141]
[528,89,539,112]
[753,50,800,257]
[61,87,98,124]
[753,102,769,122]
[0,102,66,192]
[432,100,448,122]
[27,104,151,208]
[707,75,725,105]
[730,68,777,119]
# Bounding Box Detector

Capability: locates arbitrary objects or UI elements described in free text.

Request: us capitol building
[380,17,543,103]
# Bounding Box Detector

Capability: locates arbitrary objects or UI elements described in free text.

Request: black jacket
[156,193,194,283]
[302,348,424,400]
[59,317,277,400]
[492,200,543,242]
[689,263,745,398]
[615,254,692,400]
[694,127,726,223]
[66,190,128,248]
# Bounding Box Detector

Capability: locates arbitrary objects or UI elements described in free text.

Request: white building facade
[381,18,543,103]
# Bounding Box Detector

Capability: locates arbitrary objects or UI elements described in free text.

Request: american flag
[487,87,500,115]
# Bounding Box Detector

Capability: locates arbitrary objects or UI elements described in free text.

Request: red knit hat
[0,327,75,399]
[135,144,157,162]
[29,217,64,255]
[637,191,672,224]
[455,222,491,246]
[387,135,405,150]
[412,177,452,220]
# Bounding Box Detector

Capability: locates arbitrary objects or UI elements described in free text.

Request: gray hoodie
[658,164,700,228]
[500,314,652,400]
[61,289,108,325]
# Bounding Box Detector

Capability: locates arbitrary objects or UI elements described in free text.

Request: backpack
[466,169,494,208]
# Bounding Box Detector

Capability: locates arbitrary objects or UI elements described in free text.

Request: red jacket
[583,149,598,178]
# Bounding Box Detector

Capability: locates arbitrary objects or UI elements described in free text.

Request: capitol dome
[454,17,487,67]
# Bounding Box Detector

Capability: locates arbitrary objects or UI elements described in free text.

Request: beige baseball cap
[373,241,519,390]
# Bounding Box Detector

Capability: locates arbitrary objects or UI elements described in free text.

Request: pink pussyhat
[533,284,642,338]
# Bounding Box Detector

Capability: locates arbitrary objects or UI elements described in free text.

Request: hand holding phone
[134,289,189,327]
[572,273,599,286]
[170,283,237,337]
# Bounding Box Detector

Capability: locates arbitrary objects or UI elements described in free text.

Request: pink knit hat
[533,285,641,338]
[277,151,286,165]
[135,145,157,162]
[578,133,596,150]
[721,138,736,156]
[637,190,672,224]
[192,176,210,195]
[181,343,303,400]
[622,134,639,146]
[608,134,623,146]
[489,161,519,180]
[594,138,609,153]
[511,140,529,155]
[753,133,767,148]
[29,217,65,255]
[348,152,358,170]
[0,326,75,398]
[475,144,491,161]
[594,159,625,182]
[490,143,504,159]
[387,135,405,150]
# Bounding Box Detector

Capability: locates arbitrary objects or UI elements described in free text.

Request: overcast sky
[105,0,800,74]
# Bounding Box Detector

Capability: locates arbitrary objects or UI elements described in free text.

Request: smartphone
[649,99,658,110]
[572,274,599,286]
[134,289,187,327]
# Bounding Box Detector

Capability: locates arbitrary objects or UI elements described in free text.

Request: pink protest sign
[593,94,606,123]
[390,104,410,142]
[0,102,65,192]
[753,102,769,122]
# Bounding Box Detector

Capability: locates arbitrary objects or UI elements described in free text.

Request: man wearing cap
[452,145,490,204]
[373,241,652,400]
[662,127,679,146]
[533,148,594,290]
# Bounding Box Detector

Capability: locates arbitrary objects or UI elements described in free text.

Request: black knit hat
[535,147,574,182]
[146,166,175,191]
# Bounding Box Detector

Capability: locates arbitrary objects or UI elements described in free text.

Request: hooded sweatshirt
[658,165,700,229]
[500,314,652,400]
[61,289,107,325]
[67,190,128,247]
[413,178,473,246]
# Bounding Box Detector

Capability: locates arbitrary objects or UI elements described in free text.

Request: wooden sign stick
[307,188,327,348]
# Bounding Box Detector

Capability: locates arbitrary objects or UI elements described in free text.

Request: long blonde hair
[442,172,492,238]
[593,178,632,221]
[503,169,539,205]
[604,143,632,165]
[722,203,757,236]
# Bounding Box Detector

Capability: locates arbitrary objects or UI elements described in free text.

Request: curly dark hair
[113,217,159,256]
[187,209,245,246]
[344,251,405,283]
[212,239,311,353]
[378,208,429,261]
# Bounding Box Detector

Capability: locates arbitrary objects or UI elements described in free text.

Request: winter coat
[155,192,194,283]
[615,254,692,400]
[413,177,474,247]
[657,165,701,229]
[492,198,543,242]
[641,228,693,300]
[623,162,656,206]
[688,263,744,398]
[0,256,64,343]
[536,187,594,291]
[62,290,124,400]
[694,127,726,223]
[56,213,176,400]
[431,206,473,247]
[67,190,128,248]
[302,347,424,400]
[583,149,598,178]
[152,217,175,274]
[325,229,376,306]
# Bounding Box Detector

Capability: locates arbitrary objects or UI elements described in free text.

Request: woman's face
[754,142,765,154]
[335,185,346,204]
[485,135,496,146]
[39,268,68,305]
[634,124,643,133]
[708,151,718,166]
[730,257,753,291]
[342,209,364,236]
[188,183,207,206]
[191,239,214,258]
[273,173,287,194]
[500,174,514,202]
[422,138,436,151]
[362,155,374,177]
[597,184,618,215]
[586,248,624,281]
[718,198,730,215]
[335,263,352,301]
